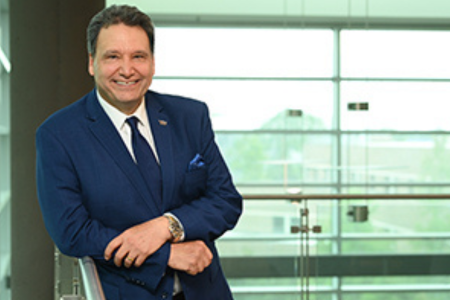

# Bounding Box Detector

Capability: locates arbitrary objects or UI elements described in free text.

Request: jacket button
[161,292,168,299]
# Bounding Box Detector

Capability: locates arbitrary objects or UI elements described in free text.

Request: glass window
[340,133,450,185]
[155,28,334,78]
[152,26,450,299]
[152,79,334,131]
[341,82,450,131]
[213,133,335,186]
[342,199,450,254]
[341,30,450,78]
[218,199,333,257]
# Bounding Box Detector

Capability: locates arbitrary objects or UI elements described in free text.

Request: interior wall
[10,0,104,299]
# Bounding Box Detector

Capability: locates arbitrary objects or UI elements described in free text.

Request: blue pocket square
[188,153,205,171]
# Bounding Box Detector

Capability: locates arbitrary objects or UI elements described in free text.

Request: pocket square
[188,153,205,171]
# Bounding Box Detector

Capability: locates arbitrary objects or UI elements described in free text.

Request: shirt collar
[96,90,150,130]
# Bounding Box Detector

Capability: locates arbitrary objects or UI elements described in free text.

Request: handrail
[72,193,450,299]
[79,257,106,300]
[243,193,450,200]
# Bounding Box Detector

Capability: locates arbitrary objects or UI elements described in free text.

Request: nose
[119,58,135,77]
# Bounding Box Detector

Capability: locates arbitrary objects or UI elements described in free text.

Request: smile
[115,80,138,85]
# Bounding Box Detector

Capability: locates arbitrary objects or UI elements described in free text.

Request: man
[36,5,242,300]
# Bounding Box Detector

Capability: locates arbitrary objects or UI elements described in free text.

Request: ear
[88,54,95,76]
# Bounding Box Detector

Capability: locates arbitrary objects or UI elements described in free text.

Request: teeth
[116,81,137,85]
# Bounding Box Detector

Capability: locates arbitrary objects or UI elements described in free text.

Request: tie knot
[126,116,140,131]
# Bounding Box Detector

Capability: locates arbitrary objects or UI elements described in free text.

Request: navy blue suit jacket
[36,89,242,299]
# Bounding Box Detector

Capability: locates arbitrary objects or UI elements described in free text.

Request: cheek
[137,62,155,77]
[95,66,116,82]
[143,66,155,80]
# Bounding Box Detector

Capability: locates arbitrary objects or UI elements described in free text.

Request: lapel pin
[158,120,168,126]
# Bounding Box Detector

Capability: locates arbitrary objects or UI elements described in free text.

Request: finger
[124,255,135,268]
[198,258,209,274]
[114,247,130,267]
[196,248,213,274]
[113,241,133,267]
[104,236,123,260]
[134,255,146,268]
[204,247,213,262]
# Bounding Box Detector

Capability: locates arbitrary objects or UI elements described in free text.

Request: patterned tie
[126,116,162,202]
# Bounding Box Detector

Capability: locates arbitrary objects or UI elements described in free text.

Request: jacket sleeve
[36,125,169,293]
[169,103,243,242]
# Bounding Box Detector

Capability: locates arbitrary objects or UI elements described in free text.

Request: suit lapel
[146,92,175,211]
[85,90,162,216]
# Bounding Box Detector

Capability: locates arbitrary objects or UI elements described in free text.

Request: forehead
[96,23,151,53]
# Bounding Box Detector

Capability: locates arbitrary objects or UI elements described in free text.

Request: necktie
[126,116,162,202]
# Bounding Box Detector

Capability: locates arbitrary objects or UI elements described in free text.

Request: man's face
[89,23,155,114]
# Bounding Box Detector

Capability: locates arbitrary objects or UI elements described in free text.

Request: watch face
[171,223,182,240]
[167,215,183,242]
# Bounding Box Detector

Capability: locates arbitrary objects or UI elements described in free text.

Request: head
[87,5,155,57]
[87,5,156,114]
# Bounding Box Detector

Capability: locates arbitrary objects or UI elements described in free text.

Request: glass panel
[343,275,450,285]
[155,28,334,78]
[341,30,450,78]
[214,133,334,186]
[218,199,334,257]
[341,200,450,254]
[342,199,450,234]
[343,239,450,254]
[341,81,450,131]
[341,134,450,185]
[343,292,450,300]
[152,79,334,130]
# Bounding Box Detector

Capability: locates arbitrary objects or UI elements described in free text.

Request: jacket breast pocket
[183,168,207,200]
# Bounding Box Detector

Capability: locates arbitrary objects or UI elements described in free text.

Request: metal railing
[243,193,450,200]
[228,193,450,299]
[66,193,450,299]
[58,256,105,300]
[78,257,105,300]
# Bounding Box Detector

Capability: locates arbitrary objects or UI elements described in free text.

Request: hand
[104,216,171,268]
[168,240,213,275]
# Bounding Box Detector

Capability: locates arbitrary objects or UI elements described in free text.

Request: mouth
[115,80,139,86]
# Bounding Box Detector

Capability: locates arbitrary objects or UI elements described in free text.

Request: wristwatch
[165,214,183,243]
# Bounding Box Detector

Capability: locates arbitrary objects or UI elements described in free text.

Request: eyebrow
[102,50,150,56]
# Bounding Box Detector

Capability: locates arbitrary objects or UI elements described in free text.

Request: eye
[133,53,147,60]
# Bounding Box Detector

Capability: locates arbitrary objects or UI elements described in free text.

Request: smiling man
[88,22,155,114]
[36,5,242,300]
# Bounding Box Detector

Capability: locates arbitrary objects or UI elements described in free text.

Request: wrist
[160,215,172,241]
[164,214,184,243]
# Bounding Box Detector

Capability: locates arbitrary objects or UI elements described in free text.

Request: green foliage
[420,135,450,182]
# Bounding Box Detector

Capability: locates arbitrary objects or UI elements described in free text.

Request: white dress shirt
[97,91,159,163]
